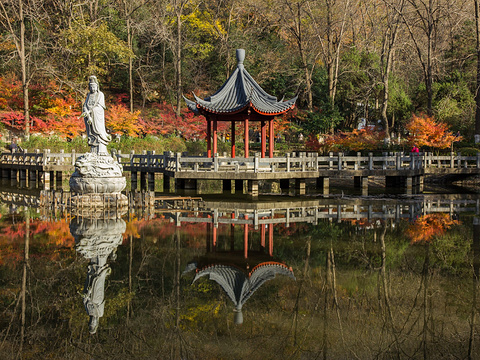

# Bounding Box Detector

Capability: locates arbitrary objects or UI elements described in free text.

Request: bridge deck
[1,150,479,183]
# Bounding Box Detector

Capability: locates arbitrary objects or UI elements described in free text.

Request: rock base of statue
[69,152,128,207]
[69,193,129,210]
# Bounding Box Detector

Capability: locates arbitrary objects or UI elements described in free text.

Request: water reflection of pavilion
[184,217,295,324]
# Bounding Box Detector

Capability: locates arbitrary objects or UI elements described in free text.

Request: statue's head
[88,315,99,334]
[88,75,99,93]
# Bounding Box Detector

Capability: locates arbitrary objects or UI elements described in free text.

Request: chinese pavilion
[184,49,297,158]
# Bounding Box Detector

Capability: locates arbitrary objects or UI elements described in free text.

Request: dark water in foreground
[1,191,480,359]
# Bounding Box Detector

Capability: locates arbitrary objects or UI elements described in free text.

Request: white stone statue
[82,75,111,154]
[70,75,127,199]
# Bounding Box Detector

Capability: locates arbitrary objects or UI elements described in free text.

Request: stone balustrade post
[130,150,135,168]
[176,152,181,171]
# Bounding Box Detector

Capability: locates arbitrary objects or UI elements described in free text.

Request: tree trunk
[19,208,30,356]
[175,11,182,120]
[19,0,30,139]
[475,0,480,140]
[127,17,134,113]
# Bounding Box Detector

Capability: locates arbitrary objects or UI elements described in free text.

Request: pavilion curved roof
[186,262,295,310]
[184,49,297,116]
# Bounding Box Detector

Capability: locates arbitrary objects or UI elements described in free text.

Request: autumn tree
[323,127,386,152]
[405,113,460,149]
[0,0,47,139]
[61,22,133,81]
[106,103,143,136]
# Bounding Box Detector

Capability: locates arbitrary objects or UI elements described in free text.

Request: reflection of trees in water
[3,213,480,359]
[306,219,479,359]
[469,217,480,359]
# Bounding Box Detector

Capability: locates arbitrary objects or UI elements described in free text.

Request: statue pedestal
[69,152,128,207]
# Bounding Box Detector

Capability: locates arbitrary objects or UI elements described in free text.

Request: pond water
[1,186,480,359]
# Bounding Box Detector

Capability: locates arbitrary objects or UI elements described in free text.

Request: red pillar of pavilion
[261,120,266,158]
[230,212,235,250]
[213,225,217,251]
[213,120,218,156]
[244,118,249,158]
[269,119,274,158]
[244,214,248,258]
[206,218,211,251]
[207,119,212,158]
[260,220,266,248]
[231,120,236,158]
[268,223,273,256]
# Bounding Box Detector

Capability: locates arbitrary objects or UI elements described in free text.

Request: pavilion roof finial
[236,49,245,69]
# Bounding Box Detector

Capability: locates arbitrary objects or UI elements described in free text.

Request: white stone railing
[1,150,480,173]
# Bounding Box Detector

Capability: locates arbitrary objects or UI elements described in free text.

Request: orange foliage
[123,218,141,240]
[106,103,143,137]
[0,219,74,267]
[406,114,460,149]
[406,213,460,244]
[46,96,84,137]
[323,127,386,152]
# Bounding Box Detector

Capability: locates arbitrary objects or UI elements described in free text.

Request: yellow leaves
[104,289,135,319]
[46,97,79,118]
[0,39,16,52]
[183,9,226,37]
[61,22,134,76]
[181,302,221,326]
[124,218,141,239]
[406,213,460,244]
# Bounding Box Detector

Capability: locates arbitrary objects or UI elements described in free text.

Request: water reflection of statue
[82,76,111,154]
[70,217,126,334]
[82,254,112,334]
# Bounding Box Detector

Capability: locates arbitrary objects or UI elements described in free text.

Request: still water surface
[1,189,480,359]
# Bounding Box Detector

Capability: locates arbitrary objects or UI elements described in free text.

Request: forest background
[0,0,479,155]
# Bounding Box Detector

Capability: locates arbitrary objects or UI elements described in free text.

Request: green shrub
[22,135,89,153]
[457,147,480,156]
